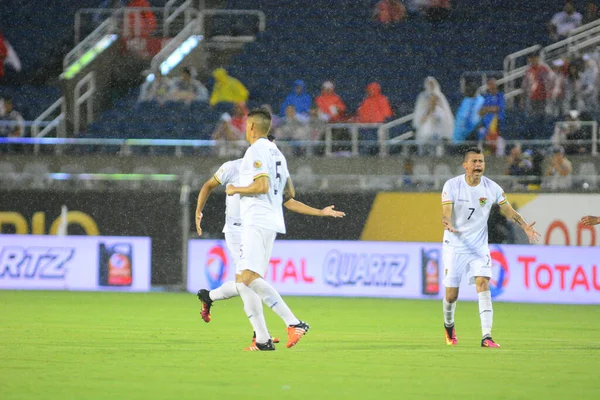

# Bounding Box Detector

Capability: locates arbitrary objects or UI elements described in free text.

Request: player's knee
[241,270,258,286]
[475,277,490,292]
[446,293,458,303]
[235,273,243,283]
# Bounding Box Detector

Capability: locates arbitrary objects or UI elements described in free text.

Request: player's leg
[471,254,500,348]
[442,248,463,346]
[197,233,242,322]
[243,227,309,349]
[236,226,274,351]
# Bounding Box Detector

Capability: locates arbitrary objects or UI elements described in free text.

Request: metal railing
[200,9,267,34]
[73,72,96,136]
[30,98,66,154]
[3,134,597,158]
[150,18,203,75]
[65,17,116,70]
[324,123,382,156]
[74,6,195,44]
[552,120,598,156]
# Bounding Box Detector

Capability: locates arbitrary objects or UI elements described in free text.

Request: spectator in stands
[280,80,312,120]
[549,2,582,41]
[212,103,247,157]
[583,1,600,24]
[209,68,249,108]
[0,97,24,138]
[315,81,347,122]
[479,78,505,156]
[505,144,533,190]
[545,146,573,190]
[357,82,393,123]
[580,54,599,114]
[563,60,584,113]
[307,105,327,155]
[124,0,156,38]
[521,53,553,116]
[549,58,567,117]
[452,84,484,144]
[553,110,593,155]
[373,0,407,25]
[275,105,309,156]
[138,71,175,104]
[171,67,209,103]
[0,30,21,82]
[413,76,454,155]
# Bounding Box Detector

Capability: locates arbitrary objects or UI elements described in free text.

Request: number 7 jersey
[441,175,507,253]
[239,137,289,234]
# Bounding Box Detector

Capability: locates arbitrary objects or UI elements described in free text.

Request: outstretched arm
[581,215,600,226]
[196,177,220,236]
[499,202,540,243]
[284,199,346,217]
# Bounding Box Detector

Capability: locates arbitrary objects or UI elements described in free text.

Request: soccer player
[441,147,540,348]
[581,215,600,226]
[195,139,345,331]
[221,108,313,351]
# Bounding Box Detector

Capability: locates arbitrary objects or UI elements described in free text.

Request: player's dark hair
[248,108,272,122]
[248,108,272,135]
[463,147,482,161]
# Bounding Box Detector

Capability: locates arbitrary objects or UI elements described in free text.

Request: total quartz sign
[187,239,600,304]
[515,194,600,246]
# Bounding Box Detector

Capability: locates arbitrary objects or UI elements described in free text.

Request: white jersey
[441,175,507,254]
[239,137,289,234]
[213,159,243,233]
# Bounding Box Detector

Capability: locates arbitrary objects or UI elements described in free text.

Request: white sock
[209,281,239,301]
[236,282,270,343]
[249,278,300,326]
[478,290,493,338]
[443,298,456,326]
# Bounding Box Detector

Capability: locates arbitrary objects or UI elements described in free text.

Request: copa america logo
[205,244,229,290]
[489,245,509,298]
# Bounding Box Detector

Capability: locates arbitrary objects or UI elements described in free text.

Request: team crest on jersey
[253,160,262,169]
[479,197,487,206]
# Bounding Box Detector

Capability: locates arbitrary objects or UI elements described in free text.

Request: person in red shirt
[373,0,407,25]
[357,82,393,123]
[521,53,553,116]
[124,0,156,38]
[315,81,347,122]
[0,32,7,80]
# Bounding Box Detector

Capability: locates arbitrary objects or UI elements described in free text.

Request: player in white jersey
[194,144,345,339]
[441,147,540,348]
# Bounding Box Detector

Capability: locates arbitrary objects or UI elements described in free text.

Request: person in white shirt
[549,2,583,41]
[215,109,317,350]
[194,138,345,343]
[441,147,540,348]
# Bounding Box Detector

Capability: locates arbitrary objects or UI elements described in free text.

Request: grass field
[1,291,599,400]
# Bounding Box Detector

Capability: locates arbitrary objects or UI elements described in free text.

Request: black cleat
[197,289,213,323]
[245,338,276,351]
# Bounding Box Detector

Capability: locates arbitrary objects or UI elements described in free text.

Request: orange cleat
[444,324,458,346]
[286,321,310,348]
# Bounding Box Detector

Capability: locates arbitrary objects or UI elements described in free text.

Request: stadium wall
[3,190,600,285]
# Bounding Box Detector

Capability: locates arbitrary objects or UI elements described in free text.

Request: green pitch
[1,291,599,400]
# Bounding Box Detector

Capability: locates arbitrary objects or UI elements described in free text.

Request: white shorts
[238,226,277,276]
[224,231,242,273]
[442,246,492,288]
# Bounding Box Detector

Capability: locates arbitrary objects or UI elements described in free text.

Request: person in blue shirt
[453,84,485,144]
[280,80,312,120]
[480,78,505,135]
